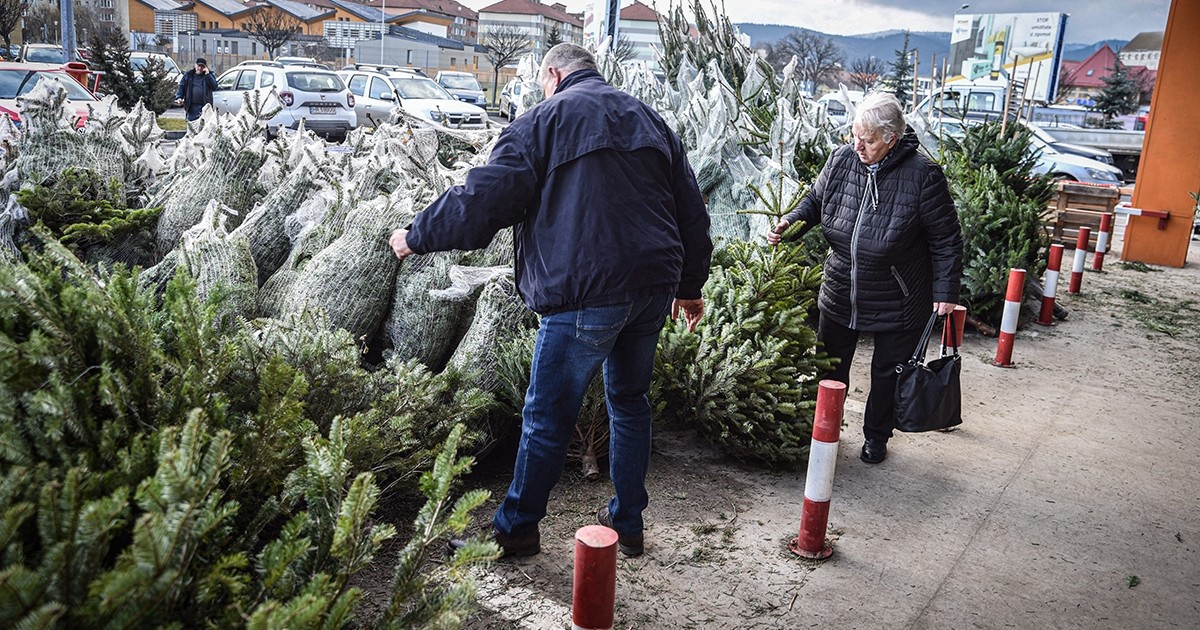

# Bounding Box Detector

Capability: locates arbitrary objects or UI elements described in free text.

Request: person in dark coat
[174,58,217,122]
[767,91,963,465]
[389,43,712,558]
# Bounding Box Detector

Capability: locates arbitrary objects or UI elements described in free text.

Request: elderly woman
[767,91,962,464]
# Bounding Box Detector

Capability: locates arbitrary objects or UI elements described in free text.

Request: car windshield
[439,74,480,90]
[391,77,453,100]
[0,70,96,100]
[286,72,344,92]
[25,48,63,63]
[131,55,180,74]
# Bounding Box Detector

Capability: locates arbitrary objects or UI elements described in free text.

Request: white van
[816,90,863,127]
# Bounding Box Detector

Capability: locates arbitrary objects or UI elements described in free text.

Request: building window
[232,41,238,55]
[450,57,456,67]
[406,50,413,64]
[202,39,207,52]
[252,42,257,55]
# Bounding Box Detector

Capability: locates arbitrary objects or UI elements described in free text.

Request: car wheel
[1052,173,1077,182]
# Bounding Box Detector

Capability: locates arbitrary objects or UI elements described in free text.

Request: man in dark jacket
[174,58,217,122]
[389,43,712,558]
[768,91,963,464]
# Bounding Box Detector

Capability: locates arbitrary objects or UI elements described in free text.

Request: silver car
[339,67,488,129]
[214,61,356,140]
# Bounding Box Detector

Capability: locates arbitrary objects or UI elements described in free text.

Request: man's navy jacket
[407,69,712,316]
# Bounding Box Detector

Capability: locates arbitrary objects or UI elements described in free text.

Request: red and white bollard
[992,268,1026,368]
[1092,213,1113,271]
[1068,227,1091,294]
[572,525,618,630]
[1038,244,1064,326]
[940,305,967,353]
[789,379,846,560]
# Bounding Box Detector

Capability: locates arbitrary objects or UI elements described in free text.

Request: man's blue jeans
[494,293,672,539]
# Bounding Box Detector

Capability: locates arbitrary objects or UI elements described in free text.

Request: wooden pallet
[1043,182,1119,249]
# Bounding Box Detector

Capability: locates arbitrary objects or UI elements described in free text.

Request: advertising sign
[948,12,1068,102]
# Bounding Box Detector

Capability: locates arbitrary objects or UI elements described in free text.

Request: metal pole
[60,0,76,64]
[380,0,386,65]
[909,49,918,110]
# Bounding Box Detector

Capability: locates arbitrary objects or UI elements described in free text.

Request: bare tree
[0,0,25,56]
[772,30,845,90]
[482,24,530,106]
[22,0,60,44]
[243,7,303,59]
[132,31,155,51]
[848,55,887,92]
[613,33,637,64]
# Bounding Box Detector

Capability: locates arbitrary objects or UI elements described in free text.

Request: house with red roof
[478,0,583,59]
[1058,44,1155,107]
[618,0,662,69]
[360,0,480,44]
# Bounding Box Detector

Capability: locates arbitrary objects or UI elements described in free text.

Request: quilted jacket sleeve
[782,150,835,240]
[917,166,963,304]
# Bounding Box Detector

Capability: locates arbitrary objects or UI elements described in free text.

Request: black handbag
[894,312,962,432]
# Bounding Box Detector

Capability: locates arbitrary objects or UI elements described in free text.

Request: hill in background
[738,23,1129,68]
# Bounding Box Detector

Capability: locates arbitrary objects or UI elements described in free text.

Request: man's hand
[174,98,183,106]
[934,302,959,316]
[389,229,414,260]
[766,219,789,246]
[672,298,704,333]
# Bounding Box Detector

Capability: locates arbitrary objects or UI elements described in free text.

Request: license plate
[309,106,335,115]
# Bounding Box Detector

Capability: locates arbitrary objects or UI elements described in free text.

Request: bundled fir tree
[943,120,1054,325]
[0,236,501,628]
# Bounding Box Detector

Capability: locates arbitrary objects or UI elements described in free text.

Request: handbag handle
[941,309,961,357]
[908,311,941,365]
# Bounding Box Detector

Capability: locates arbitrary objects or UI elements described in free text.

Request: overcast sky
[457,0,1171,44]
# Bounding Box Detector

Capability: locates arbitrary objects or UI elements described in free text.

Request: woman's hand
[767,219,790,246]
[934,302,959,316]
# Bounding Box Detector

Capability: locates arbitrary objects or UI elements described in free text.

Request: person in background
[389,43,712,559]
[767,91,962,465]
[175,58,217,122]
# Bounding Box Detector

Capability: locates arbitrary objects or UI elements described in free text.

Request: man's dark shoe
[596,506,644,557]
[860,439,888,464]
[448,527,540,558]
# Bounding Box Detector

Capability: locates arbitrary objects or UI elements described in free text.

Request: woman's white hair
[854,91,906,142]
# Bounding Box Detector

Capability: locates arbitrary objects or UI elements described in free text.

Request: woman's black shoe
[860,439,888,464]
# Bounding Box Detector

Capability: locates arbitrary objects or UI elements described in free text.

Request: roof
[620,1,658,22]
[1060,44,1116,88]
[329,0,402,22]
[135,0,193,11]
[388,24,465,49]
[1121,31,1164,53]
[192,0,259,17]
[262,0,334,21]
[364,0,477,21]
[478,0,582,27]
[298,0,336,8]
[391,9,452,25]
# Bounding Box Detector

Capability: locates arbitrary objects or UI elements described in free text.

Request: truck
[915,79,1145,179]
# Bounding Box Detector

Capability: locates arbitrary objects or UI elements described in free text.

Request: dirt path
[451,239,1200,629]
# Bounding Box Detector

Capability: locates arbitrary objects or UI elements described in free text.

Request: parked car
[213,62,355,140]
[499,78,524,120]
[815,90,863,127]
[339,68,487,129]
[274,56,318,66]
[0,64,99,127]
[1028,124,1117,167]
[18,44,87,68]
[1031,142,1125,186]
[434,71,486,107]
[130,51,181,83]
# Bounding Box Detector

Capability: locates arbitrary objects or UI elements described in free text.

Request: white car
[214,61,356,140]
[338,68,488,129]
[130,51,181,83]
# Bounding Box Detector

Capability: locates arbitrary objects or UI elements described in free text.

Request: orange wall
[1125,0,1200,267]
[191,3,255,29]
[130,1,156,32]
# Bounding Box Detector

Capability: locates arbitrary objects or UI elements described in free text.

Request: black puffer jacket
[783,130,962,332]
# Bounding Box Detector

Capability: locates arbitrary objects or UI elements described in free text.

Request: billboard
[948,12,1068,103]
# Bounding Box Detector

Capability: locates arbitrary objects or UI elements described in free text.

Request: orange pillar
[1124,0,1199,268]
